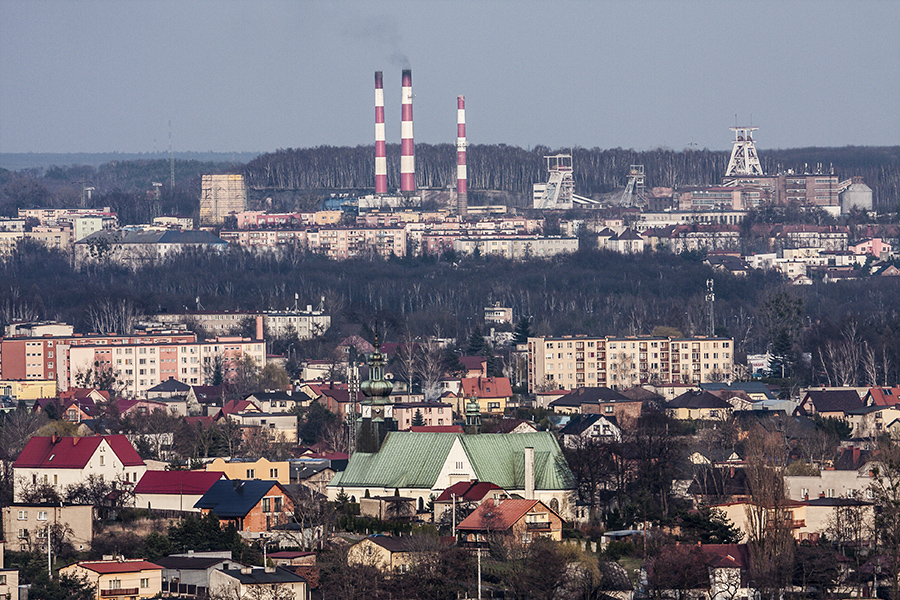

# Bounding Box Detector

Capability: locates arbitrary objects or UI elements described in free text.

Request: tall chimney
[524,447,535,500]
[456,95,468,217]
[400,69,415,193]
[374,71,387,195]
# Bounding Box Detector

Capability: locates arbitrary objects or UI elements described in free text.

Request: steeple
[356,333,396,453]
[465,395,481,434]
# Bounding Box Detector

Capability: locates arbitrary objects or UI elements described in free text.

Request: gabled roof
[457,498,556,531]
[460,377,513,399]
[71,559,162,574]
[134,470,226,495]
[550,387,632,407]
[434,480,504,503]
[485,419,538,434]
[363,534,416,553]
[246,391,296,402]
[331,431,574,491]
[701,544,751,570]
[148,379,191,393]
[195,480,287,517]
[559,414,617,436]
[153,556,232,570]
[459,356,488,371]
[701,382,777,401]
[409,425,465,433]
[865,387,900,407]
[668,390,733,410]
[219,566,305,585]
[14,435,144,469]
[221,399,261,415]
[800,390,863,414]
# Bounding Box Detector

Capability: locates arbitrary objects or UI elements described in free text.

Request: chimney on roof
[265,566,276,573]
[51,434,58,444]
[524,447,535,500]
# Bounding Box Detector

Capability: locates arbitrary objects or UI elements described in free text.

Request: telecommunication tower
[724,126,764,177]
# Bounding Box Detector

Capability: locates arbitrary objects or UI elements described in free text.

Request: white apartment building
[527,335,734,392]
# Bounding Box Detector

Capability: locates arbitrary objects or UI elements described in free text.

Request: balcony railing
[526,521,551,530]
[100,588,138,597]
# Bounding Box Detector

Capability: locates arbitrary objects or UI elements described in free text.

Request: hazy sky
[1,0,898,154]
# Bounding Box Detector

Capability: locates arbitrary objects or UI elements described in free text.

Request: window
[263,497,271,512]
[37,511,48,521]
[17,510,27,520]
[17,529,26,539]
[246,469,255,479]
[140,578,149,588]
[110,579,122,589]
[269,468,278,478]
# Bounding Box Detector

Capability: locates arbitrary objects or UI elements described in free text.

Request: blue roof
[194,480,284,517]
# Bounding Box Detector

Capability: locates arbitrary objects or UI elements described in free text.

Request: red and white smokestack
[456,95,468,216]
[374,71,387,195]
[400,69,415,193]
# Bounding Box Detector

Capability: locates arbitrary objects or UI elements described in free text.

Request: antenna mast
[169,120,175,189]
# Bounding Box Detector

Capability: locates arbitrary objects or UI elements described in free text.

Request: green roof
[329,431,573,492]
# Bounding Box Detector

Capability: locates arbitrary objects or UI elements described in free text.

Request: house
[701,382,777,402]
[328,431,576,518]
[204,457,290,485]
[208,565,308,600]
[347,534,421,573]
[194,479,294,535]
[795,389,863,420]
[2,503,94,552]
[155,551,234,598]
[133,470,226,513]
[559,414,622,448]
[667,390,734,421]
[60,558,163,600]
[534,389,569,410]
[459,377,513,414]
[225,411,299,444]
[846,405,900,438]
[456,498,564,545]
[290,462,336,496]
[549,387,644,425]
[432,480,506,520]
[13,435,146,502]
[459,356,489,378]
[359,495,417,521]
[245,390,313,413]
[784,454,876,502]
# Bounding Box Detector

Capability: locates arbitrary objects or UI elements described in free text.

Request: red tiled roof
[457,498,544,531]
[866,387,900,407]
[133,470,226,495]
[74,560,162,574]
[222,399,260,415]
[13,435,144,469]
[460,377,513,399]
[435,480,504,503]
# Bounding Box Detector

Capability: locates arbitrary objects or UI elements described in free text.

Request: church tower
[356,335,396,453]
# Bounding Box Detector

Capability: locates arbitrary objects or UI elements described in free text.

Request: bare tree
[87,297,142,335]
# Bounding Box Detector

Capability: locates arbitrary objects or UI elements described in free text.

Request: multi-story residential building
[454,235,578,259]
[0,329,264,397]
[19,206,117,227]
[152,309,330,341]
[0,540,19,600]
[484,302,513,325]
[74,229,228,268]
[527,334,734,392]
[3,503,94,552]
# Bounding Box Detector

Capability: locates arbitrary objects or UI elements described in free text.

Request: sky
[1,0,898,155]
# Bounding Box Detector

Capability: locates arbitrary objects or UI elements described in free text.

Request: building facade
[527,335,734,391]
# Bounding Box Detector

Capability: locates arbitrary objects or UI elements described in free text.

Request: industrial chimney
[374,71,387,195]
[456,95,468,217]
[400,69,415,193]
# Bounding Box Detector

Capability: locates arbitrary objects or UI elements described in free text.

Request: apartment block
[527,335,734,392]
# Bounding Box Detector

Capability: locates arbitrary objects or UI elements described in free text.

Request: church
[326,338,576,518]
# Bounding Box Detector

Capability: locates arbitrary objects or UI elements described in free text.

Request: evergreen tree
[512,316,533,345]
[412,409,425,427]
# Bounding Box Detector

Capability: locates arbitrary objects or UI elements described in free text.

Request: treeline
[244,143,900,208]
[7,242,900,386]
